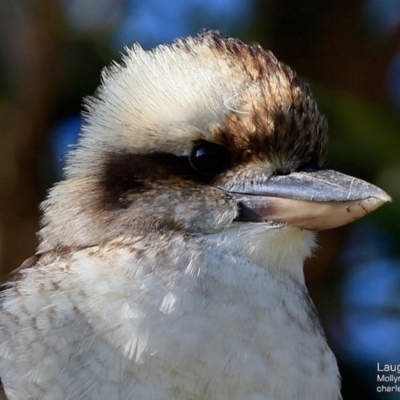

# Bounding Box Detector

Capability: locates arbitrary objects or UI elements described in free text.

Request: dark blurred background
[0,0,399,398]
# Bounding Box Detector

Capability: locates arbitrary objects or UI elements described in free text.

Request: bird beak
[219,169,392,230]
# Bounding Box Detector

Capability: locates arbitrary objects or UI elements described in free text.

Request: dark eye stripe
[99,146,231,209]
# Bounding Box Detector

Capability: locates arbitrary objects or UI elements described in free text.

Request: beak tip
[362,191,392,213]
[380,192,392,203]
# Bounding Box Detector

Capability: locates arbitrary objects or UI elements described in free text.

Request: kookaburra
[0,31,391,400]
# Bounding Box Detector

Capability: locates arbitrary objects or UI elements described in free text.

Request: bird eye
[189,142,230,175]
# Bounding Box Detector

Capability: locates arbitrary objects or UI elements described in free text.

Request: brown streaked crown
[193,31,328,173]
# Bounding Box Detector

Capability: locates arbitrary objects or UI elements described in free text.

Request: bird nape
[0,30,391,400]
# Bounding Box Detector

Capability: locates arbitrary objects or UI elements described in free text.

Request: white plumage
[0,31,390,399]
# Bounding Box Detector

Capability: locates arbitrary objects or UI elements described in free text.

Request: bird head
[38,31,391,257]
